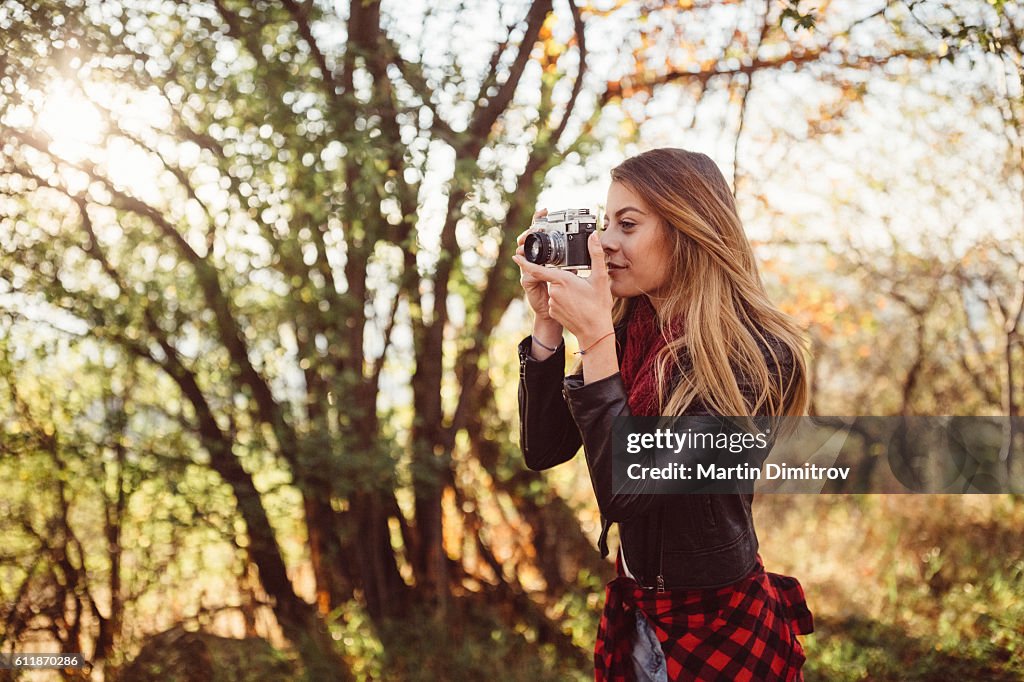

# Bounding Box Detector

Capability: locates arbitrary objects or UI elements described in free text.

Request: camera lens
[524,231,564,266]
[524,233,548,264]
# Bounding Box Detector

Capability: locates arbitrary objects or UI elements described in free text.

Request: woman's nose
[599,231,619,252]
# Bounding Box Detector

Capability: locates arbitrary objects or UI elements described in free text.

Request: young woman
[513,148,814,681]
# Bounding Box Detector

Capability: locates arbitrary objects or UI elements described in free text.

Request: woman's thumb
[587,232,608,279]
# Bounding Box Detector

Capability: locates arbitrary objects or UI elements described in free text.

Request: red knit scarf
[619,297,682,416]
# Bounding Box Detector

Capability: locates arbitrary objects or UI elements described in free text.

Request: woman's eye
[600,220,635,231]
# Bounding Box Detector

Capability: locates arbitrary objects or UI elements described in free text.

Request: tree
[0,0,943,675]
[0,336,245,678]
[0,0,600,672]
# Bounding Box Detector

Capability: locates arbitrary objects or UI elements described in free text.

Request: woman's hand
[515,210,557,323]
[513,229,614,349]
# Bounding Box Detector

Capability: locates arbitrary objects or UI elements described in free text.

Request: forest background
[1,0,1023,680]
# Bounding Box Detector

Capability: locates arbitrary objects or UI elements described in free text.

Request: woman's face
[600,180,675,300]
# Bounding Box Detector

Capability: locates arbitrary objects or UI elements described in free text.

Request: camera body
[523,208,598,270]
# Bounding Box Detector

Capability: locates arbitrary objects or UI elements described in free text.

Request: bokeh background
[1,0,1022,679]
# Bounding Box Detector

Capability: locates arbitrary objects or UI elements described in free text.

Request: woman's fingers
[586,232,609,283]
[513,255,574,284]
[513,217,613,335]
[516,209,548,246]
[546,297,559,322]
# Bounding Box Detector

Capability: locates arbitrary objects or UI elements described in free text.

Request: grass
[96,496,1024,680]
[755,495,1024,681]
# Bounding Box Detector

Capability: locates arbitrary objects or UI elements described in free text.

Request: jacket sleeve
[517,336,584,471]
[561,372,651,522]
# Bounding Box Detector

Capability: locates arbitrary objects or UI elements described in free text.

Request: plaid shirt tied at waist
[594,555,814,682]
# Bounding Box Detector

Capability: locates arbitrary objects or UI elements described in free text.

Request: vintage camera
[523,208,598,270]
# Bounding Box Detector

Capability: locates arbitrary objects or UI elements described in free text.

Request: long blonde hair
[610,148,808,418]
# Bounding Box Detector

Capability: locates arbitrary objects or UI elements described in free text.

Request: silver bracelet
[531,335,562,352]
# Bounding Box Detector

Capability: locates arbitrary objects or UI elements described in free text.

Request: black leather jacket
[518,327,791,590]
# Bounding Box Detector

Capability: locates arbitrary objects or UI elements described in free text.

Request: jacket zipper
[519,361,529,451]
[656,507,666,593]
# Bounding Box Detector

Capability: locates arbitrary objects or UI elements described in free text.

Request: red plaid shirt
[594,555,813,681]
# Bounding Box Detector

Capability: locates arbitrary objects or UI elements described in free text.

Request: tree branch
[467,0,553,146]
